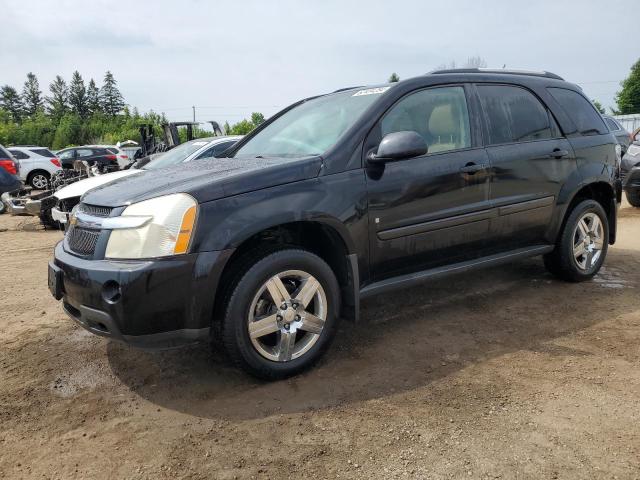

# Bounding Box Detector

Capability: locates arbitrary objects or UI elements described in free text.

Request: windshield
[234,87,391,158]
[143,139,211,170]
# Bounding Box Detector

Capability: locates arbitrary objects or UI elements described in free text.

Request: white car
[8,146,61,189]
[52,135,242,224]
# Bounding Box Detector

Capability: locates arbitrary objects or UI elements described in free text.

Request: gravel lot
[1,204,639,480]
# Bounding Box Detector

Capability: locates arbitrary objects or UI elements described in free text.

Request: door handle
[459,162,486,174]
[548,149,570,159]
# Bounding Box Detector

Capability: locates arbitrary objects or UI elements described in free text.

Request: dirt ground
[1,204,639,480]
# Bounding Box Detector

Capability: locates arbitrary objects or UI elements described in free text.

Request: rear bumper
[52,241,234,349]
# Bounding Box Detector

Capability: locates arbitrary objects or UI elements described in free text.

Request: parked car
[0,144,20,177]
[8,146,61,189]
[56,145,127,172]
[602,115,631,155]
[49,69,619,379]
[0,167,21,214]
[51,136,242,225]
[621,142,640,206]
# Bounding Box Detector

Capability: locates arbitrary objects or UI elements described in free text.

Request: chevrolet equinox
[49,69,621,379]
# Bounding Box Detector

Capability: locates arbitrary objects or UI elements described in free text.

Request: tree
[592,99,606,114]
[0,85,23,121]
[46,76,69,120]
[69,71,88,118]
[100,71,125,116]
[464,56,487,68]
[86,78,101,115]
[251,112,265,126]
[22,72,43,117]
[614,58,640,115]
[388,72,400,83]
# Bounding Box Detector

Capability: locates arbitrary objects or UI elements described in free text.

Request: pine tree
[69,71,88,118]
[615,59,640,115]
[22,72,43,117]
[100,71,125,116]
[0,85,24,121]
[46,75,69,120]
[87,79,101,115]
[388,73,400,83]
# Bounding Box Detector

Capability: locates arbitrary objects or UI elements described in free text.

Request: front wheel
[544,199,609,282]
[625,189,640,207]
[220,249,340,380]
[28,171,50,190]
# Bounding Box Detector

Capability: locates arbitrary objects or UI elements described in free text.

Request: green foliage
[388,72,400,83]
[100,71,125,116]
[46,76,69,121]
[87,79,101,116]
[1,85,23,121]
[69,71,88,118]
[592,99,606,114]
[226,112,266,135]
[615,58,640,115]
[22,72,44,117]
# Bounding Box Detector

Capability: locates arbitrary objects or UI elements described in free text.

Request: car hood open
[82,156,323,208]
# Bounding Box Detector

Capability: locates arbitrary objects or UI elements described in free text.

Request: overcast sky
[1,0,637,127]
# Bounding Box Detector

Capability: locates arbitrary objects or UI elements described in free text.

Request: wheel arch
[213,219,360,331]
[558,181,617,244]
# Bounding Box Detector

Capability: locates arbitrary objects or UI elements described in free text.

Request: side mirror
[368,131,428,165]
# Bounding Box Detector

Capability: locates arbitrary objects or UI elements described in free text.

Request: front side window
[234,87,391,159]
[58,150,74,160]
[547,87,608,136]
[143,139,212,170]
[196,141,236,160]
[381,86,471,154]
[478,85,553,145]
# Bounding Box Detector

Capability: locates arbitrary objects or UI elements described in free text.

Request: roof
[429,68,564,81]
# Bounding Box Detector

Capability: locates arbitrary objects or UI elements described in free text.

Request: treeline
[0,71,264,149]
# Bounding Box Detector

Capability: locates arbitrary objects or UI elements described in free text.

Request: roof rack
[429,68,564,81]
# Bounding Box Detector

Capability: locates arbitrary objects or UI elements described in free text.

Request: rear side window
[9,149,29,160]
[478,85,554,145]
[605,118,619,131]
[196,141,237,160]
[77,149,93,157]
[547,87,608,136]
[29,148,54,158]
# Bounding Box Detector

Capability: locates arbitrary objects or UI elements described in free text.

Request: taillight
[50,158,61,167]
[119,155,128,159]
[105,154,117,162]
[0,159,17,175]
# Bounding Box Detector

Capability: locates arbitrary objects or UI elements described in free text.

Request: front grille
[67,226,101,256]
[78,203,113,217]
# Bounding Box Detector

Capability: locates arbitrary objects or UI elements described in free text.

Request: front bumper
[1,191,27,215]
[623,167,640,192]
[51,241,233,349]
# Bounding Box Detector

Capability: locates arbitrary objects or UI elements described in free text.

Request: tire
[544,199,609,282]
[27,171,50,190]
[220,249,340,380]
[0,200,5,214]
[625,189,640,207]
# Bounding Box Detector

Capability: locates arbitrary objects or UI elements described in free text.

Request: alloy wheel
[572,212,604,271]
[32,174,48,190]
[247,269,327,362]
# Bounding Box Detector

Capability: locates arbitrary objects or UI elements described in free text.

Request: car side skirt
[359,244,554,299]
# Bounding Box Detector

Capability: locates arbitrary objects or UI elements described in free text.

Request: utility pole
[192,105,196,122]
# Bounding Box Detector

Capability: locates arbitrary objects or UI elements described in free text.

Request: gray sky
[1,0,637,127]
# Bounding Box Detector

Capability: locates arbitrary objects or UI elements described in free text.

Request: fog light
[102,280,122,303]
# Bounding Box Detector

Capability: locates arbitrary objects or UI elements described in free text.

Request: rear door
[476,84,575,250]
[365,84,492,280]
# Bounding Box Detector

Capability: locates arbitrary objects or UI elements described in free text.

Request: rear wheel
[544,199,609,282]
[28,171,50,190]
[220,249,340,380]
[625,189,640,207]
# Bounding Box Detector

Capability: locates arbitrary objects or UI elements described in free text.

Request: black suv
[49,70,620,379]
[56,146,121,172]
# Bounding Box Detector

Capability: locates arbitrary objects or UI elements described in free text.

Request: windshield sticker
[352,87,391,97]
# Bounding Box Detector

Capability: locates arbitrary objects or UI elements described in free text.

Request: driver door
[365,85,492,280]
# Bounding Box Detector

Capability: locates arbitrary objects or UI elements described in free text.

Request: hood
[82,156,323,207]
[54,169,142,200]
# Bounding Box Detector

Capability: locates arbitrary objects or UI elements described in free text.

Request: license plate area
[48,262,63,300]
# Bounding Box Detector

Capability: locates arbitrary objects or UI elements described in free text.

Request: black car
[603,115,631,156]
[56,145,121,172]
[49,69,620,379]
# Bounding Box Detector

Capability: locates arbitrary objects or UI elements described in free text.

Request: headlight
[105,193,198,259]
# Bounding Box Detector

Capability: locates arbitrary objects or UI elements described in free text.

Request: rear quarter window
[547,87,608,136]
[29,148,55,158]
